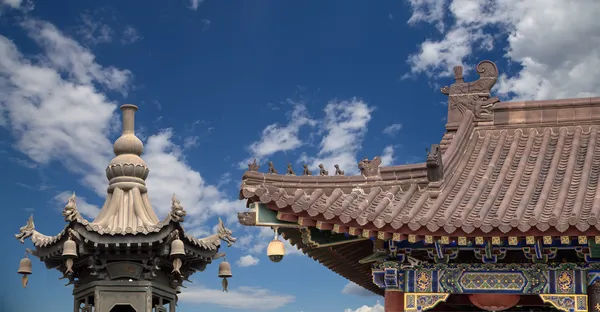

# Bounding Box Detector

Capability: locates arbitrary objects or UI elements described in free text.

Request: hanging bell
[18,256,32,275]
[62,237,78,258]
[218,260,232,278]
[18,254,32,288]
[170,236,185,257]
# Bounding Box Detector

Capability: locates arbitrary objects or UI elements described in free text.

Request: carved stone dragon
[215,218,237,247]
[358,156,382,177]
[168,194,187,223]
[237,211,256,226]
[62,192,79,222]
[440,61,500,123]
[15,215,47,244]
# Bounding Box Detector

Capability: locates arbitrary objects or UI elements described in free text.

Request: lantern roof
[15,104,236,255]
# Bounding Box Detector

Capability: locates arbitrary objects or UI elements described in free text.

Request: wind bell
[170,231,185,275]
[62,234,78,274]
[17,253,32,288]
[218,258,232,292]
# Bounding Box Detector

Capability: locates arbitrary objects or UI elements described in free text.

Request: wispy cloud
[180,284,295,310]
[238,101,316,168]
[236,255,259,267]
[382,123,402,136]
[121,25,142,44]
[341,282,376,297]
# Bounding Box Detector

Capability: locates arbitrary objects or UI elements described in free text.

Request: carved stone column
[589,280,600,312]
[384,290,404,312]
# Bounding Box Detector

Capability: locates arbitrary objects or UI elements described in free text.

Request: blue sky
[1,0,599,311]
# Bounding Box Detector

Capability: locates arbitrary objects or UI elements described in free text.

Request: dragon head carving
[237,211,256,226]
[217,218,237,247]
[15,215,35,244]
[358,156,382,177]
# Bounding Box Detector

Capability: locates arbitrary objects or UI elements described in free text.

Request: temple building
[15,104,236,312]
[237,60,600,312]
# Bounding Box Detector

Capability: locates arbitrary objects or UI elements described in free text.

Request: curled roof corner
[15,214,68,247]
[185,217,237,250]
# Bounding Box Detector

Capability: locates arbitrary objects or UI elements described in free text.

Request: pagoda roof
[238,60,600,238]
[16,104,236,255]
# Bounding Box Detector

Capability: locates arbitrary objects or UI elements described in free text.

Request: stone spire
[90,104,161,235]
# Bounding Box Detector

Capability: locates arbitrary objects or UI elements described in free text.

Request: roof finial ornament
[286,163,295,176]
[15,215,36,244]
[267,161,277,174]
[248,159,260,172]
[441,60,500,123]
[169,194,187,223]
[62,192,79,222]
[453,66,464,83]
[334,164,345,176]
[318,164,328,176]
[302,164,312,176]
[358,157,382,177]
[216,218,237,247]
[426,144,444,182]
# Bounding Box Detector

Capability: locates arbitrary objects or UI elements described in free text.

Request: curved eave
[280,228,382,296]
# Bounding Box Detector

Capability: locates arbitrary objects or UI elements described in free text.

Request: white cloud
[406,0,600,100]
[76,12,113,45]
[379,146,395,167]
[180,285,295,310]
[236,255,260,267]
[0,19,240,236]
[406,0,446,32]
[188,0,204,10]
[344,301,384,312]
[239,101,316,169]
[0,0,33,11]
[53,191,100,219]
[341,282,376,297]
[382,123,402,136]
[121,25,142,45]
[300,98,374,175]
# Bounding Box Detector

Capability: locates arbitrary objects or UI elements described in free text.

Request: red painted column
[384,290,404,312]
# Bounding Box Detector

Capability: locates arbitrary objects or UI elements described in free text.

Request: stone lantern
[14,104,237,312]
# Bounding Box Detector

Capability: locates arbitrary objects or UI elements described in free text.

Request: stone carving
[358,156,382,177]
[426,144,444,182]
[267,161,277,174]
[302,164,312,176]
[237,211,256,226]
[248,159,259,172]
[334,164,345,176]
[440,61,500,123]
[62,192,79,222]
[169,194,187,223]
[318,164,329,176]
[15,215,40,243]
[216,218,237,247]
[286,163,295,176]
